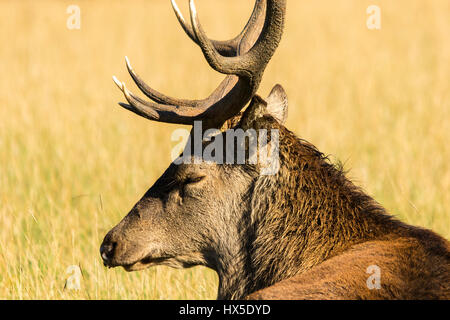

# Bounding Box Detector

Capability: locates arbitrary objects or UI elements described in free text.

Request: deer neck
[215,253,256,300]
[245,135,400,294]
[206,208,263,300]
[211,132,400,300]
[219,134,400,299]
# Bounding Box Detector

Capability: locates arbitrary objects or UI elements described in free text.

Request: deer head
[101,0,287,299]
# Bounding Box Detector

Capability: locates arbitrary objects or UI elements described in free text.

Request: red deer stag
[100,0,450,299]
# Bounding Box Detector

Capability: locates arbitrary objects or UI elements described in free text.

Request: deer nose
[100,240,117,265]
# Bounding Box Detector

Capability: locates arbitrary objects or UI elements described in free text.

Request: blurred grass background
[0,0,448,299]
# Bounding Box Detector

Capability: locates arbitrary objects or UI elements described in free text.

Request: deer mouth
[122,253,202,271]
[122,255,174,272]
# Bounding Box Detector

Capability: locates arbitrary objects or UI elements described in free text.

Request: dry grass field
[0,0,448,299]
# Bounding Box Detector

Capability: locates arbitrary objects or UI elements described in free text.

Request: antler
[113,0,286,129]
[171,0,267,57]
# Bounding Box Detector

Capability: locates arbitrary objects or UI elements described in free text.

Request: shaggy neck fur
[214,117,404,300]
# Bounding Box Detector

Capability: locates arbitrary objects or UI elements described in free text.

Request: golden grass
[0,0,448,299]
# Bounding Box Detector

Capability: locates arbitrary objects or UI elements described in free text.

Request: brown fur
[247,234,450,300]
[242,109,450,299]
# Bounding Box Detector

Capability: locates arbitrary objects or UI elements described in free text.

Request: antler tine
[113,76,201,125]
[171,0,266,57]
[189,0,285,79]
[125,56,201,108]
[171,0,197,45]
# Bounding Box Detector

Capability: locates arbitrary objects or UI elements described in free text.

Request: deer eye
[184,176,206,185]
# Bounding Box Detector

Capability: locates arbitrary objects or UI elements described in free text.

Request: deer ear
[265,84,288,124]
[239,85,288,130]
